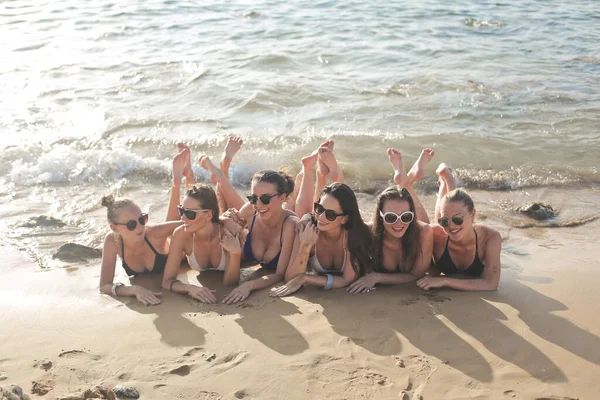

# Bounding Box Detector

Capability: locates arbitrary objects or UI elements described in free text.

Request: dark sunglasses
[177,205,210,220]
[380,210,414,225]
[115,213,148,231]
[246,193,280,205]
[313,202,347,222]
[438,215,464,227]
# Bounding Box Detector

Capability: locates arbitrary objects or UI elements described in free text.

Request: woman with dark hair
[345,148,433,293]
[269,182,372,296]
[99,145,194,306]
[197,156,299,304]
[417,165,502,291]
[347,185,433,293]
[161,184,242,303]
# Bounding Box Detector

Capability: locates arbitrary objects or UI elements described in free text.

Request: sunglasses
[313,202,347,222]
[114,213,148,231]
[380,210,414,225]
[177,205,210,220]
[438,215,464,227]
[246,193,280,205]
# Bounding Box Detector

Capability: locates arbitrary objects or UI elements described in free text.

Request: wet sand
[1,215,599,399]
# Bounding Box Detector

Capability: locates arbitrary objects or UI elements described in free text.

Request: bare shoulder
[283,213,299,232]
[430,224,447,243]
[417,221,432,235]
[103,232,118,250]
[476,225,502,248]
[146,221,182,239]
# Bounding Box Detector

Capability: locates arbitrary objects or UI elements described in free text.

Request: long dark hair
[371,186,421,273]
[318,183,372,277]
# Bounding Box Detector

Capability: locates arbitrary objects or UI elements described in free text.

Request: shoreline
[1,217,599,399]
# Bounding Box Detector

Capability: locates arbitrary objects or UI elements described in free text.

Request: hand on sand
[223,282,252,304]
[346,273,379,294]
[134,286,162,306]
[299,222,319,247]
[416,276,447,291]
[269,274,306,297]
[188,286,217,303]
[220,229,241,255]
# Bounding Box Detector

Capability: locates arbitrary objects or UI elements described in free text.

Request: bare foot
[176,143,195,186]
[436,162,453,181]
[199,155,225,183]
[318,147,343,182]
[220,136,243,177]
[173,144,189,184]
[388,148,409,186]
[407,148,435,184]
[321,139,334,151]
[302,149,319,172]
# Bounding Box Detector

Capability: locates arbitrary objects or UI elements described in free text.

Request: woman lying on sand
[346,148,434,293]
[198,156,299,304]
[99,145,195,306]
[270,182,372,296]
[417,165,501,291]
[161,184,243,303]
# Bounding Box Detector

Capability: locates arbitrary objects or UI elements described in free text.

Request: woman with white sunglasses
[346,148,434,294]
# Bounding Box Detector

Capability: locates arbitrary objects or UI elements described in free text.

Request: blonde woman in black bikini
[417,164,502,291]
[99,144,195,306]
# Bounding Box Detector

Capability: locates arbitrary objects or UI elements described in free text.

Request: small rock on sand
[112,385,139,399]
[0,375,7,381]
[52,243,102,262]
[0,384,31,400]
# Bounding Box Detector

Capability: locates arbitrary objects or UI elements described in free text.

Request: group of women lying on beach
[99,138,502,306]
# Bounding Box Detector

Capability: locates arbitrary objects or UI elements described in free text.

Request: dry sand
[1,217,599,400]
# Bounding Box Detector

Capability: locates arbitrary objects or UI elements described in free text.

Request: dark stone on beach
[0,375,7,382]
[112,385,139,399]
[0,385,31,400]
[18,215,67,228]
[516,203,557,220]
[234,390,246,399]
[52,243,102,262]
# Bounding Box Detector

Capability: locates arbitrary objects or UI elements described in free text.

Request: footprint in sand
[348,367,392,387]
[212,351,248,372]
[31,378,55,396]
[183,347,205,357]
[169,364,192,376]
[535,397,579,400]
[58,350,101,361]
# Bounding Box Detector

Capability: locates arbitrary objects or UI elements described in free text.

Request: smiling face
[439,199,475,241]
[181,195,212,232]
[110,204,146,243]
[250,181,284,221]
[314,193,348,232]
[381,198,412,239]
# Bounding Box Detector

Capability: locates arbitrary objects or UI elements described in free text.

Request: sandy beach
[1,209,599,400]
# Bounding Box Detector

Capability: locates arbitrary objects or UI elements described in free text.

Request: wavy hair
[371,186,421,273]
[318,183,372,277]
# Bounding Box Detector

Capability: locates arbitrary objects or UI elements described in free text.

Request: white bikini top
[308,231,347,275]
[186,225,226,272]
